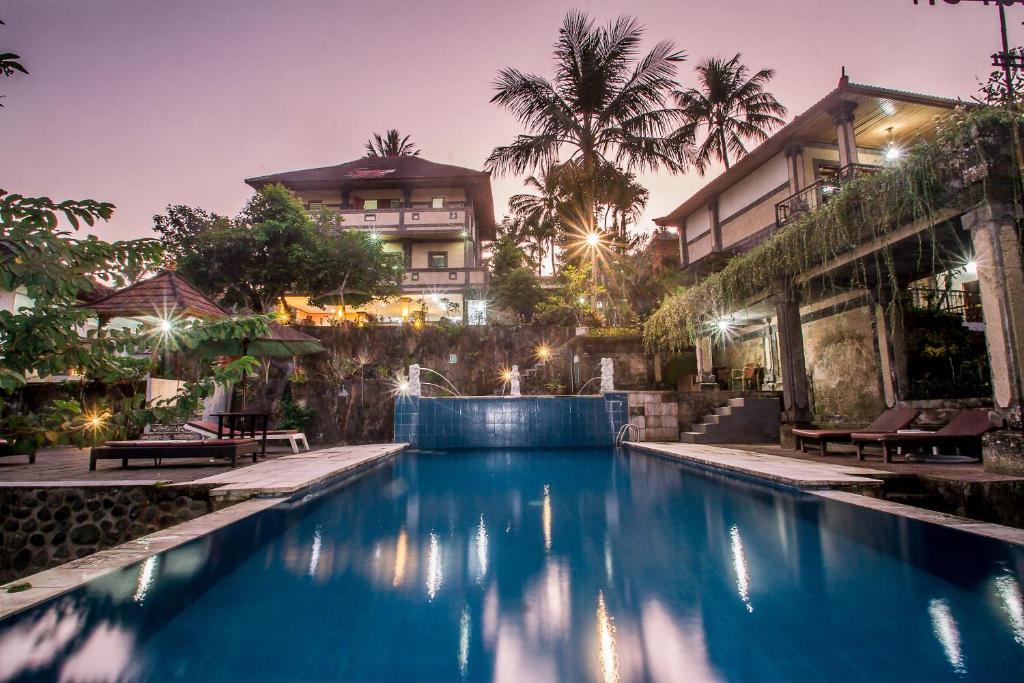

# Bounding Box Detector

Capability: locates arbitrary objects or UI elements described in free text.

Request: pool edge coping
[625,441,1024,548]
[0,444,409,621]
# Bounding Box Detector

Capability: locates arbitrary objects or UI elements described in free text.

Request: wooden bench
[89,438,259,471]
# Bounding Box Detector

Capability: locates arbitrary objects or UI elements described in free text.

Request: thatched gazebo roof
[82,270,227,320]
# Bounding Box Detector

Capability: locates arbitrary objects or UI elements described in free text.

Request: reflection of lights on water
[596,591,619,683]
[476,515,488,583]
[604,537,613,582]
[393,528,408,587]
[929,598,966,675]
[308,525,322,578]
[994,573,1024,645]
[542,485,552,552]
[132,556,159,604]
[426,532,443,600]
[729,525,753,613]
[458,605,471,678]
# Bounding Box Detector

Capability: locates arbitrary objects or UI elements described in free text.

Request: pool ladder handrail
[615,423,639,446]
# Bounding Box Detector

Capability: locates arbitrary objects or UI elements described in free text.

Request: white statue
[408,364,422,397]
[600,357,614,393]
[510,365,521,397]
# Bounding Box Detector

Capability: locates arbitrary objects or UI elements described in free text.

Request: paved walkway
[626,441,889,490]
[193,443,407,501]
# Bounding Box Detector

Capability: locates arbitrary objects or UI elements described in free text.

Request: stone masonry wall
[0,485,216,583]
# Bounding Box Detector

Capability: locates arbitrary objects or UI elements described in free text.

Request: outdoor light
[536,344,551,361]
[885,127,901,161]
[159,319,173,333]
[500,368,513,382]
[398,381,410,395]
[966,260,978,275]
[717,317,733,333]
[585,232,601,247]
[460,229,469,239]
[578,296,586,305]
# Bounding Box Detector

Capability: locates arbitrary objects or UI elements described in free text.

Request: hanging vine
[644,106,1023,352]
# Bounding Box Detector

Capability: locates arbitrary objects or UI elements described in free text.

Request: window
[449,211,458,220]
[308,201,323,213]
[364,199,378,210]
[389,199,401,208]
[411,212,420,220]
[364,214,376,222]
[431,197,444,209]
[428,252,448,269]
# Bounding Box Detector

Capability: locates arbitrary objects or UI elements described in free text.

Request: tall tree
[674,53,787,173]
[487,11,691,183]
[508,163,565,273]
[364,129,421,157]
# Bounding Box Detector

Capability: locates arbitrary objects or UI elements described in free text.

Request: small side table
[210,412,270,457]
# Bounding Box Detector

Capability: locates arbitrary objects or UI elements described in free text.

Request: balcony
[774,164,881,229]
[908,287,983,323]
[313,201,473,237]
[402,267,487,288]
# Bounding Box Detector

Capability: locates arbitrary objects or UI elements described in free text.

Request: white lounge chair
[185,420,310,454]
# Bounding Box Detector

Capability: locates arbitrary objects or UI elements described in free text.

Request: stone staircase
[680,397,781,444]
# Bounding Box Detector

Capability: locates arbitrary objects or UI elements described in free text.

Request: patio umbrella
[310,288,374,317]
[202,322,326,408]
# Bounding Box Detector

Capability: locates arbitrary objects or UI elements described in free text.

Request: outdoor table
[210,412,270,457]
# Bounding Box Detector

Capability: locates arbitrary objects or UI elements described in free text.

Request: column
[964,203,1024,427]
[695,335,716,388]
[872,289,910,407]
[784,143,805,195]
[709,199,722,252]
[678,223,689,267]
[829,101,859,169]
[775,290,813,426]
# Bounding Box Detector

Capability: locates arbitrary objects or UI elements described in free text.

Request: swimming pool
[1,447,1022,682]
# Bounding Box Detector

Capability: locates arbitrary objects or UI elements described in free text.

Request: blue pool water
[1,448,1023,682]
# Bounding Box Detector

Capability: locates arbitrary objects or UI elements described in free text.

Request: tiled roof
[76,280,115,304]
[245,155,489,186]
[82,270,227,319]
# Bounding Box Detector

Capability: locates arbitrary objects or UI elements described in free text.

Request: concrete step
[702,415,722,425]
[714,407,733,416]
[727,397,746,407]
[679,432,702,443]
[691,423,708,434]
[683,397,780,444]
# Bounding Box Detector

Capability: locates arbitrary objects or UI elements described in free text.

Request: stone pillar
[784,144,805,195]
[775,291,813,430]
[709,199,722,252]
[964,203,1024,427]
[695,335,716,388]
[829,101,859,169]
[872,290,911,408]
[510,365,521,397]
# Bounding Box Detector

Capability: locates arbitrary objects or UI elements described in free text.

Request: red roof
[81,270,227,319]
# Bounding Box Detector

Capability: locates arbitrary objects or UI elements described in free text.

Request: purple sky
[0,0,1017,242]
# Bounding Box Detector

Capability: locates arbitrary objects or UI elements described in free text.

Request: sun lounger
[792,407,920,455]
[89,438,259,470]
[851,409,993,463]
[0,438,34,464]
[185,420,310,454]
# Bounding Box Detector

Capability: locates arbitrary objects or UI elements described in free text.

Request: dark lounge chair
[89,438,259,471]
[851,409,993,463]
[792,407,920,455]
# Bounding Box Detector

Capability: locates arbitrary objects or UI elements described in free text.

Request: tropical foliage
[365,129,420,157]
[674,53,787,173]
[644,106,1021,352]
[155,184,404,313]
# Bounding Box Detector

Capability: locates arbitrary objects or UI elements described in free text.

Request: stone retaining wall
[0,485,217,583]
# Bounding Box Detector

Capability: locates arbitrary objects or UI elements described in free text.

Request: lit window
[432,197,444,209]
[364,199,378,210]
[429,252,448,269]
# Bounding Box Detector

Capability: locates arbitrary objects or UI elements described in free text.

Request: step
[691,423,708,434]
[701,415,722,425]
[727,397,746,407]
[679,432,702,444]
[714,407,733,416]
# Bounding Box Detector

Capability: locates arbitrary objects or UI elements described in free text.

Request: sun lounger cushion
[187,421,298,435]
[104,438,257,447]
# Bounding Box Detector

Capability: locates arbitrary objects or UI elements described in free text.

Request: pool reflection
[1,448,1022,682]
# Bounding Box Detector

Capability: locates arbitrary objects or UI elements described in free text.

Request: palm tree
[592,163,648,245]
[674,54,787,173]
[364,129,420,157]
[508,163,565,274]
[487,11,691,183]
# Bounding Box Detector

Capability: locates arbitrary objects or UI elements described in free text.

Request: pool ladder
[615,423,639,446]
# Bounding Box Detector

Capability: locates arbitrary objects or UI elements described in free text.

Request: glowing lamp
[585,232,601,247]
[159,319,173,332]
[536,345,551,360]
[966,260,978,275]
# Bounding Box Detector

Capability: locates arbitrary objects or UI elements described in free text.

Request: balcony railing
[774,164,882,228]
[908,287,983,323]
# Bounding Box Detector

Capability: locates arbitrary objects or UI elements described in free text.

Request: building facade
[245,155,496,324]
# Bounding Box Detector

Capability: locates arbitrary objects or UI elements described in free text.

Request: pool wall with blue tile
[393,394,628,448]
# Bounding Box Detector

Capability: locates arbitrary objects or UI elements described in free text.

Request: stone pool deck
[626,441,890,490]
[0,443,408,618]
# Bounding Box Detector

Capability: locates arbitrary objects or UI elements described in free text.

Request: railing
[615,422,639,446]
[774,163,882,228]
[908,287,984,323]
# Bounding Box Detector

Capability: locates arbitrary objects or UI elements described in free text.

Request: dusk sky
[1,0,1018,242]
